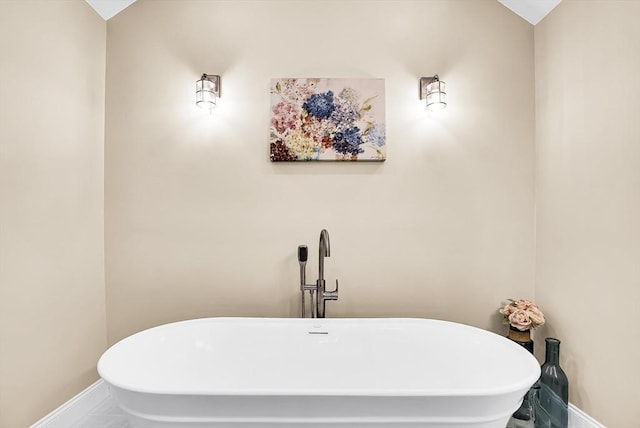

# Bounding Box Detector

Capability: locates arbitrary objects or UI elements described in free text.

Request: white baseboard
[30,379,109,428]
[569,403,606,428]
[31,379,605,428]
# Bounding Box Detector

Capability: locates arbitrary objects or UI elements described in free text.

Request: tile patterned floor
[68,394,129,428]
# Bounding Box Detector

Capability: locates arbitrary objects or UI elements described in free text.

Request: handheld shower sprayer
[298,245,308,264]
[298,245,310,317]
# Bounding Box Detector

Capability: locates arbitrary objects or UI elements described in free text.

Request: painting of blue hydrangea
[270,78,386,161]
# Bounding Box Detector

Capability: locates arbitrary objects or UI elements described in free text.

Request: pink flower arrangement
[499,299,545,331]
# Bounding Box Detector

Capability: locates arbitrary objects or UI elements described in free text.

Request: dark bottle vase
[534,338,569,428]
[507,388,535,428]
[506,326,535,428]
[507,326,534,353]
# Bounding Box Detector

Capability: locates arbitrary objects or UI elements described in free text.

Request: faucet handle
[324,279,339,301]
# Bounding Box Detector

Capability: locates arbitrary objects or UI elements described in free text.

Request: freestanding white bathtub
[98,317,540,428]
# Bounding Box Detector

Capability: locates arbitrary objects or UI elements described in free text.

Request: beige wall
[105,0,536,343]
[0,1,107,426]
[535,0,640,426]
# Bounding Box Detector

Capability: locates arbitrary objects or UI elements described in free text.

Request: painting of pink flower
[270,78,386,161]
[271,101,300,134]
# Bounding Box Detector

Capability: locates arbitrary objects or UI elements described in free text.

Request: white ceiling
[85,0,136,20]
[498,0,562,25]
[85,0,561,25]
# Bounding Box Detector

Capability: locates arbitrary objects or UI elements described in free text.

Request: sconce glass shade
[196,74,220,109]
[420,75,446,111]
[426,80,446,111]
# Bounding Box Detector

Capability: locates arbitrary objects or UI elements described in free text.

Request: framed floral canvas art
[270,78,386,161]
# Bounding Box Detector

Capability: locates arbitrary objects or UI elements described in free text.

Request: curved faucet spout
[318,229,330,285]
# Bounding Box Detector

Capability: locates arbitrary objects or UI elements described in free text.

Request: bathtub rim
[98,316,541,398]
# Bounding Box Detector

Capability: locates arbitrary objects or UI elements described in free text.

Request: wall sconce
[196,74,220,110]
[419,75,446,111]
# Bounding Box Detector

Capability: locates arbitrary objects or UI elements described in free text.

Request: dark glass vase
[506,326,535,428]
[534,338,569,428]
[507,388,535,428]
[507,326,534,353]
